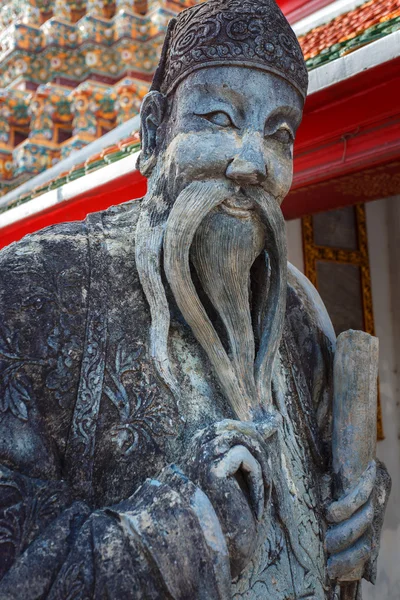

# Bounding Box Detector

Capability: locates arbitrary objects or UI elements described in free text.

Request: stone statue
[0,1,391,598]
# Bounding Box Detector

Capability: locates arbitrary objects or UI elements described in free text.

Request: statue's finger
[214,416,279,443]
[327,534,371,581]
[191,420,260,456]
[212,445,265,521]
[214,419,260,439]
[210,422,269,465]
[327,461,376,523]
[256,410,282,440]
[325,497,373,555]
[212,417,278,470]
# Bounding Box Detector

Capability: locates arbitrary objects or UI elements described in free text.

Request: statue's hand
[185,419,275,578]
[325,461,376,581]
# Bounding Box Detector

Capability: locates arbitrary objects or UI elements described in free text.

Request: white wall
[286,201,400,599]
[363,197,400,600]
[286,218,304,272]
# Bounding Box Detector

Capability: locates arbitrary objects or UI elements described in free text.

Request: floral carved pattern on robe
[0,259,86,423]
[0,467,71,575]
[104,342,176,456]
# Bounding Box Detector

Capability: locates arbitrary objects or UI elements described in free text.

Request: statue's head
[136,0,308,420]
[139,0,307,199]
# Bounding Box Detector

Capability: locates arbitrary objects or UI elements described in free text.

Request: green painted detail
[68,167,86,181]
[31,184,49,196]
[0,15,398,218]
[123,142,141,154]
[86,159,106,173]
[305,14,400,71]
[48,176,68,190]
[106,150,126,163]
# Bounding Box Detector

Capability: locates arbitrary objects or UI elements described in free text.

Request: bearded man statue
[0,1,390,599]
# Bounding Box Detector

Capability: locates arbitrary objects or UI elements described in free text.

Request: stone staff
[332,329,379,596]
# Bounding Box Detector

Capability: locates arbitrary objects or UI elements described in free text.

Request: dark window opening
[12,129,29,147]
[134,0,148,15]
[56,126,73,144]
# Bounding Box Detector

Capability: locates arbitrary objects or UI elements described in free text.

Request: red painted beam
[278,0,334,23]
[2,56,400,247]
[283,159,400,219]
[290,56,400,188]
[292,117,400,190]
[0,170,147,250]
[295,58,400,149]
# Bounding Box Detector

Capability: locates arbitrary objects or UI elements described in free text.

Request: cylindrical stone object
[332,329,379,583]
[332,330,378,497]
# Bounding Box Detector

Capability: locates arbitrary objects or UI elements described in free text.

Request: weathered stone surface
[0,0,390,598]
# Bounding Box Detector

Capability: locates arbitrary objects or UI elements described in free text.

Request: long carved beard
[136,177,287,422]
[190,209,265,409]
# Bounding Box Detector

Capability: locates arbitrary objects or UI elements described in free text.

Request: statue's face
[137,66,301,416]
[162,66,303,204]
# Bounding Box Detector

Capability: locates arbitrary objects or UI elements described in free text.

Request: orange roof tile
[1,0,399,213]
[299,0,400,61]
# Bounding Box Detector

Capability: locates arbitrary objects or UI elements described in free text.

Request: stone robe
[0,200,381,599]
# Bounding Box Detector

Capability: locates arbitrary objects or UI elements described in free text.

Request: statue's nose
[226,138,267,186]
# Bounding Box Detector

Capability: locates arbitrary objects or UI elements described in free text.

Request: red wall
[1,57,400,249]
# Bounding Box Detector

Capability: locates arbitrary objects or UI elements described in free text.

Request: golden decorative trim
[291,160,400,198]
[302,204,384,440]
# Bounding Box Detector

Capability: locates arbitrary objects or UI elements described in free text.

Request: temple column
[28,87,55,142]
[115,77,148,124]
[0,92,13,185]
[86,0,104,17]
[21,0,41,26]
[12,86,60,179]
[53,0,72,22]
[60,84,104,158]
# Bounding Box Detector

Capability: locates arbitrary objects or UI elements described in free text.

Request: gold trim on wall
[302,204,384,440]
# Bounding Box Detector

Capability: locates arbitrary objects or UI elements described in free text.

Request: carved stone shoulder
[287,262,336,350]
[101,199,142,235]
[0,220,90,477]
[286,262,336,441]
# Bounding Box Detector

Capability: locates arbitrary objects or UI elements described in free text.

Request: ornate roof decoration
[0,0,399,204]
[300,0,400,70]
[0,0,199,195]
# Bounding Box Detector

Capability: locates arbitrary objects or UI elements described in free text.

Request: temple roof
[0,0,399,214]
[300,0,400,69]
[0,0,198,194]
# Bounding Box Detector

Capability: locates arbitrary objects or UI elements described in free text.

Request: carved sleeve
[0,396,229,599]
[0,227,230,598]
[0,224,92,590]
[44,467,230,599]
[0,462,230,599]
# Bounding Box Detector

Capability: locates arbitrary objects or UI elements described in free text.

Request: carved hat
[151,0,308,100]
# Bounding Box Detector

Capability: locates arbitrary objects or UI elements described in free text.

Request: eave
[0,28,399,248]
[284,30,400,218]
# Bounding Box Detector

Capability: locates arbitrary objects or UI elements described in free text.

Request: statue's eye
[270,127,293,144]
[200,111,235,128]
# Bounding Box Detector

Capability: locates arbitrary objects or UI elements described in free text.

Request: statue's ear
[138,91,167,177]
